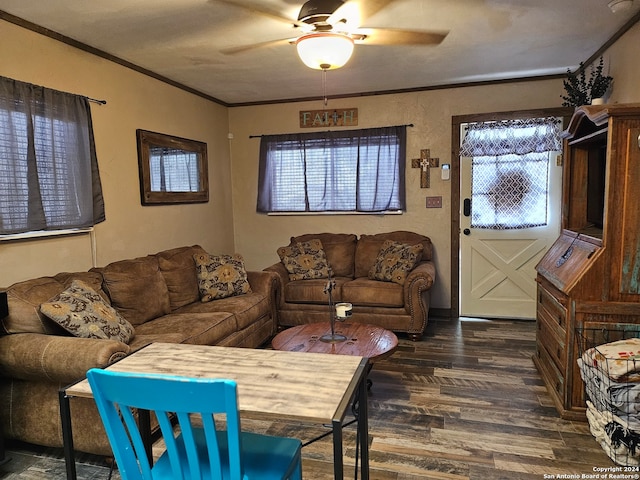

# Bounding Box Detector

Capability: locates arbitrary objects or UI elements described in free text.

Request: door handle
[463,228,471,236]
[463,198,471,217]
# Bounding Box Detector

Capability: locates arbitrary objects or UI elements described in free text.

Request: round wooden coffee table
[272,322,398,363]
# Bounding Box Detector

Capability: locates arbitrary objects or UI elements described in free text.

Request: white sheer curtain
[0,76,104,235]
[460,117,562,156]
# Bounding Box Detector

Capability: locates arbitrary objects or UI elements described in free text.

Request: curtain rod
[248,123,414,139]
[1,75,108,105]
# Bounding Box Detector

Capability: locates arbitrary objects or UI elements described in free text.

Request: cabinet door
[619,127,640,295]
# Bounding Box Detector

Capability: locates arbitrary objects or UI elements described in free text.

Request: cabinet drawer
[538,286,568,332]
[537,315,566,370]
[536,341,565,401]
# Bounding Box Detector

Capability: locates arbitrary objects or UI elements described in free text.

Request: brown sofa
[0,245,278,456]
[264,231,436,340]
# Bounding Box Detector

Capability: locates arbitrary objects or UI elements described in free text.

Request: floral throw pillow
[277,239,330,281]
[368,240,424,285]
[193,253,252,302]
[40,280,135,343]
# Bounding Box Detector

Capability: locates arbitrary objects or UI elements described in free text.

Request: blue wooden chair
[86,368,303,480]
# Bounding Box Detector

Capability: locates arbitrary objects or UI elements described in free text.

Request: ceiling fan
[217,0,448,69]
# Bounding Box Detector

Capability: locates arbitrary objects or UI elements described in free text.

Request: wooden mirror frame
[136,129,209,205]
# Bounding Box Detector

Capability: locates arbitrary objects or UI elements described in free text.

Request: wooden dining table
[60,342,369,480]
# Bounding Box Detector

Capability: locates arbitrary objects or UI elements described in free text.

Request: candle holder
[320,269,347,343]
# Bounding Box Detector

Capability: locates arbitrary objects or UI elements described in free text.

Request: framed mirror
[136,129,209,205]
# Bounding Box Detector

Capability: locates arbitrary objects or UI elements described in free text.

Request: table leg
[332,418,344,479]
[358,373,369,480]
[139,410,152,462]
[58,390,77,480]
[0,413,10,466]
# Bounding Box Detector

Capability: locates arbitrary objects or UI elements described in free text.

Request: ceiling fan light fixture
[295,32,354,70]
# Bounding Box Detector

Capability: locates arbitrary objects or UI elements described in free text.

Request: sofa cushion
[132,312,237,347]
[342,278,404,308]
[127,333,189,350]
[193,253,252,302]
[368,240,424,285]
[54,272,107,298]
[289,233,357,277]
[175,292,271,331]
[40,280,135,343]
[355,231,432,278]
[277,239,330,280]
[1,272,105,335]
[156,245,206,311]
[99,256,171,326]
[283,277,350,304]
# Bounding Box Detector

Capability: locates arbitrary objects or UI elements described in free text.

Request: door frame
[449,107,573,319]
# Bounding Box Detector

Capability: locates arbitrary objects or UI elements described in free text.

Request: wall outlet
[426,196,442,208]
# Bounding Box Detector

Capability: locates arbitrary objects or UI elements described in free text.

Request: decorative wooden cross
[411,149,440,188]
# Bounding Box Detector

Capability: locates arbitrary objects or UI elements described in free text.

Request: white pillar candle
[335,303,352,318]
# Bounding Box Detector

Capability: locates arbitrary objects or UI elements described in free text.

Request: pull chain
[322,67,328,107]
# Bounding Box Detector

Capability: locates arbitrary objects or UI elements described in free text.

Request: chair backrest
[86,368,244,480]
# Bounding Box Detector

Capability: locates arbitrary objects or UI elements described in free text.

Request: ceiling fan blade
[328,0,397,27]
[212,0,303,28]
[356,0,398,22]
[359,28,448,46]
[220,37,294,55]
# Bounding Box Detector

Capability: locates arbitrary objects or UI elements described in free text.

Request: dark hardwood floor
[274,317,614,479]
[2,317,614,479]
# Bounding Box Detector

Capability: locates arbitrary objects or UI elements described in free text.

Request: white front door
[459,124,562,319]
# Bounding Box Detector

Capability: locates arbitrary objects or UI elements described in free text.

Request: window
[460,117,561,230]
[469,152,550,229]
[257,126,406,213]
[0,76,104,236]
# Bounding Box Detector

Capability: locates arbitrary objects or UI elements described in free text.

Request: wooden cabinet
[534,104,640,420]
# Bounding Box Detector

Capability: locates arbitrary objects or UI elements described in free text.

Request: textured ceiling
[1,0,639,106]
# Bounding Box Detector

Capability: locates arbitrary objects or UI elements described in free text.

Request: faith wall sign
[299,108,358,128]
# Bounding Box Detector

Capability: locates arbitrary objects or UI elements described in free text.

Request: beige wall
[0,21,234,286]
[604,20,640,105]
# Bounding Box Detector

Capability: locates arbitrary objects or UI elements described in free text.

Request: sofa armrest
[403,261,437,339]
[263,263,290,309]
[406,261,436,289]
[246,270,278,296]
[246,270,280,324]
[0,333,130,383]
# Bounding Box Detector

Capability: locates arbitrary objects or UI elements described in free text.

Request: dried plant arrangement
[561,57,613,107]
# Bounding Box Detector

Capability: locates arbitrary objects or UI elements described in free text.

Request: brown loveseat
[264,231,436,341]
[0,245,278,456]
